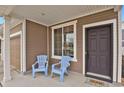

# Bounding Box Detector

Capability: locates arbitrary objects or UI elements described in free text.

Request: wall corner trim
[22,19,26,72]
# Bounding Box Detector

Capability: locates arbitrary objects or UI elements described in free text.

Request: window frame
[51,20,77,62]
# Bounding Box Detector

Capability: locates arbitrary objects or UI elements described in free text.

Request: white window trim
[51,20,77,62]
[82,19,117,82]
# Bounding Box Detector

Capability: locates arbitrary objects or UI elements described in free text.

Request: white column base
[3,76,12,82]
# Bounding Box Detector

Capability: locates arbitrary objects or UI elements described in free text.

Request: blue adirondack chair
[32,55,48,78]
[51,56,72,82]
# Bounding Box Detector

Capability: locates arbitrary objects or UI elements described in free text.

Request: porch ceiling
[0,5,117,26]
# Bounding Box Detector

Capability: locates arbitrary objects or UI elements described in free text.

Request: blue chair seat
[34,68,46,72]
[52,67,62,75]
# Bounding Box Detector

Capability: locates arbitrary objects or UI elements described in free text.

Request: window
[54,28,62,56]
[63,25,74,57]
[52,20,77,61]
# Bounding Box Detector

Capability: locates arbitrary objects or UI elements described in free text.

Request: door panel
[86,25,112,79]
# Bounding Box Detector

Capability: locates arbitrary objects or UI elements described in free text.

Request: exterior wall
[10,36,21,70]
[122,22,124,55]
[10,23,22,71]
[10,23,22,34]
[122,22,124,78]
[26,20,47,71]
[49,9,118,73]
[0,40,1,53]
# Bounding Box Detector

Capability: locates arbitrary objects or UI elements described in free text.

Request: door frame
[82,19,117,82]
[85,24,113,82]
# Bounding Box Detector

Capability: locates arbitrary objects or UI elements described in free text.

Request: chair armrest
[46,61,48,68]
[52,63,61,68]
[67,62,70,67]
[32,62,38,69]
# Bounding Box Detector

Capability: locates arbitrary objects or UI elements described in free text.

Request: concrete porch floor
[0,61,123,87]
[0,70,123,87]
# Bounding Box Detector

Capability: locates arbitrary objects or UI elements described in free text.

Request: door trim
[22,19,26,73]
[86,72,111,80]
[82,19,117,82]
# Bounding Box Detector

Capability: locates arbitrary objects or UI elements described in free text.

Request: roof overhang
[0,5,122,26]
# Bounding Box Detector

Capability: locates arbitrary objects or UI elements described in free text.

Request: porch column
[3,16,11,82]
[117,7,122,83]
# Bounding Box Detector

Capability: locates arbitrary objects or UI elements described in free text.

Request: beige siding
[10,23,22,71]
[49,9,118,73]
[10,23,22,34]
[26,20,47,71]
[10,36,21,71]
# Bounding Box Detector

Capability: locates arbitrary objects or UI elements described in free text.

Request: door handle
[85,51,88,55]
[85,52,87,55]
[85,51,89,59]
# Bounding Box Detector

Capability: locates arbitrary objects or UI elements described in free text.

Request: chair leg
[65,70,68,76]
[45,69,48,76]
[60,73,64,82]
[51,72,54,78]
[32,70,35,78]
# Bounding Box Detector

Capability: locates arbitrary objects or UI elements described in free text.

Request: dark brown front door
[85,24,113,81]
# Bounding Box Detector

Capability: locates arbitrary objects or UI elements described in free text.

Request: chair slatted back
[37,55,48,68]
[60,56,72,70]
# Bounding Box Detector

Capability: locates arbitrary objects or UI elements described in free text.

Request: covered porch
[0,5,123,86]
[0,66,123,87]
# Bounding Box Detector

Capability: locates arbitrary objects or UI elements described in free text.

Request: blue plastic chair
[32,55,48,78]
[51,56,72,82]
